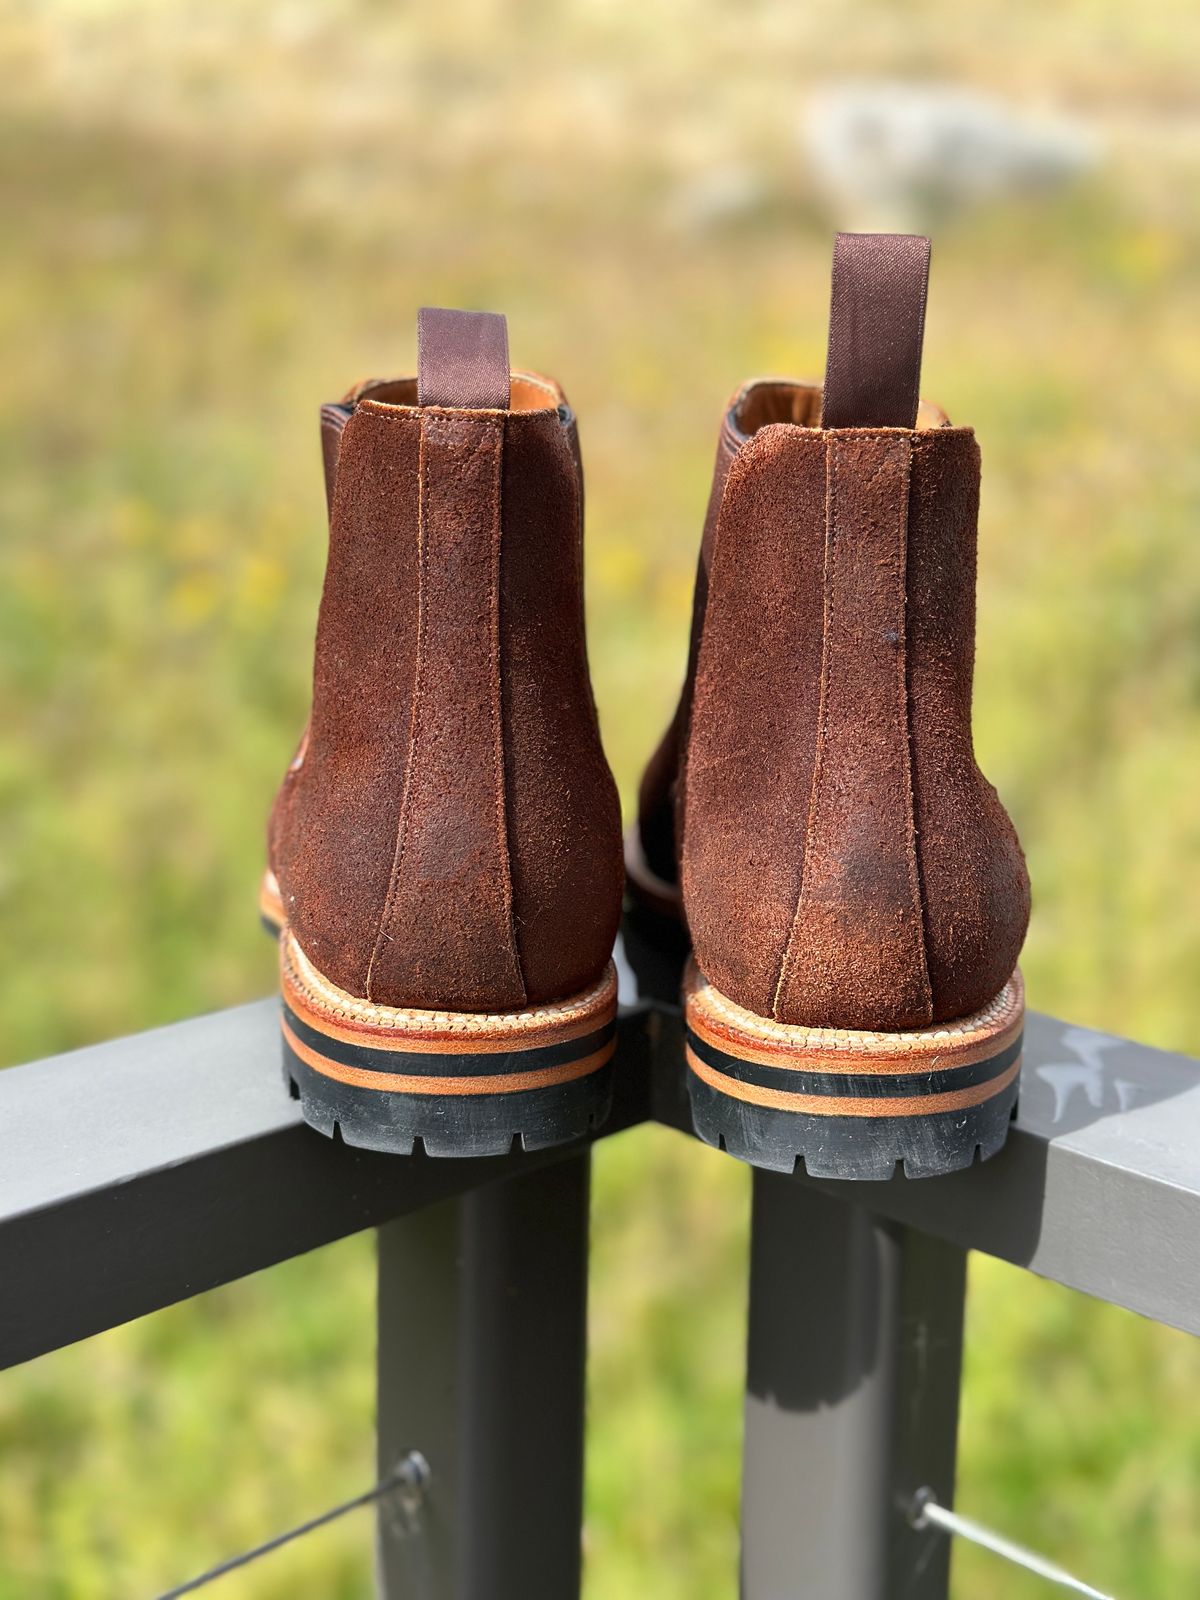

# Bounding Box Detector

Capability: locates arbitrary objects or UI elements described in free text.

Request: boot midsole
[683,958,1023,1120]
[280,931,618,1096]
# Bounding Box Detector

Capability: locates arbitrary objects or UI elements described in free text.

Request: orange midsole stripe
[686,1006,1023,1076]
[282,1016,615,1095]
[282,978,616,1056]
[685,1044,1021,1118]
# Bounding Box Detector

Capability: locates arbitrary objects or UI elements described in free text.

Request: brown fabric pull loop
[417,306,510,411]
[821,233,931,430]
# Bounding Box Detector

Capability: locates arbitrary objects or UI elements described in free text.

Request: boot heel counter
[364,404,528,1012]
[683,422,1026,1033]
[906,428,1030,1022]
[274,402,422,997]
[498,407,624,1003]
[765,427,1030,1031]
[915,774,1031,1024]
[680,426,828,1021]
[680,237,1027,1035]
[772,430,935,1031]
[279,373,621,1012]
[276,394,527,1011]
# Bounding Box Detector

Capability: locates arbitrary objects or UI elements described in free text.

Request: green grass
[1,2,1199,1594]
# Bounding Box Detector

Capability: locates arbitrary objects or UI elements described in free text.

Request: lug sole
[280,930,617,1156]
[683,958,1023,1180]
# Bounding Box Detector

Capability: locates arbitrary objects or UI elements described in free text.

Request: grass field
[2,2,1199,1595]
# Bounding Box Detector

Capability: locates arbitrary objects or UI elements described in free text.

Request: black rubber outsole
[283,1044,614,1157]
[687,1068,1020,1180]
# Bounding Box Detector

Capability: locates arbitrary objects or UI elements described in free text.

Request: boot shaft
[272,310,622,1013]
[671,237,1029,1030]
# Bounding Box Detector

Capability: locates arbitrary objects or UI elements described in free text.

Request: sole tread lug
[284,1040,613,1159]
[688,1070,1020,1181]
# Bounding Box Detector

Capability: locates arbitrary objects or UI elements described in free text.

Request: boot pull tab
[417,306,510,411]
[821,233,931,430]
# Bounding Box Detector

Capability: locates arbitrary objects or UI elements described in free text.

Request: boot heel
[279,931,617,1156]
[683,959,1023,1180]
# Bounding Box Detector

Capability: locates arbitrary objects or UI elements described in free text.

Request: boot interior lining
[732,380,950,437]
[349,373,561,413]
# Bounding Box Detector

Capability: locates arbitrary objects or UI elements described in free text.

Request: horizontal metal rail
[2,949,1198,1371]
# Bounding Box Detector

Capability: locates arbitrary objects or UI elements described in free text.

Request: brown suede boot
[632,235,1030,1179]
[264,308,623,1155]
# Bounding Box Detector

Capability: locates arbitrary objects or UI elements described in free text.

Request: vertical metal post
[376,1153,591,1600]
[740,1173,966,1600]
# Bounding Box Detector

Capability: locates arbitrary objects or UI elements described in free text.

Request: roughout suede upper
[268,372,623,1013]
[639,382,1030,1031]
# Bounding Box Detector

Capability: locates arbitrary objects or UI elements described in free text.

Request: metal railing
[2,928,1197,1598]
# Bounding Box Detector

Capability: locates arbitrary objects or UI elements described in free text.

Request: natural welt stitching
[693,964,1022,1052]
[287,933,616,1034]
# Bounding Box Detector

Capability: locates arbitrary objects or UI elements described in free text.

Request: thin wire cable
[911,1489,1116,1599]
[155,1452,429,1599]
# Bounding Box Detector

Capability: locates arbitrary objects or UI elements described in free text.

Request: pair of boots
[263,233,1030,1182]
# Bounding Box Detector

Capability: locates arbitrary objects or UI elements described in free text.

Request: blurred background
[2,1,1199,1595]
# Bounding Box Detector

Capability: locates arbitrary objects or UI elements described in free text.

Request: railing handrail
[3,958,1199,1371]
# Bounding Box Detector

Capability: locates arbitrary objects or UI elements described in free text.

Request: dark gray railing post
[740,1172,966,1600]
[375,1151,591,1599]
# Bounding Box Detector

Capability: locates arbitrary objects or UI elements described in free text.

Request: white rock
[802,81,1099,231]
